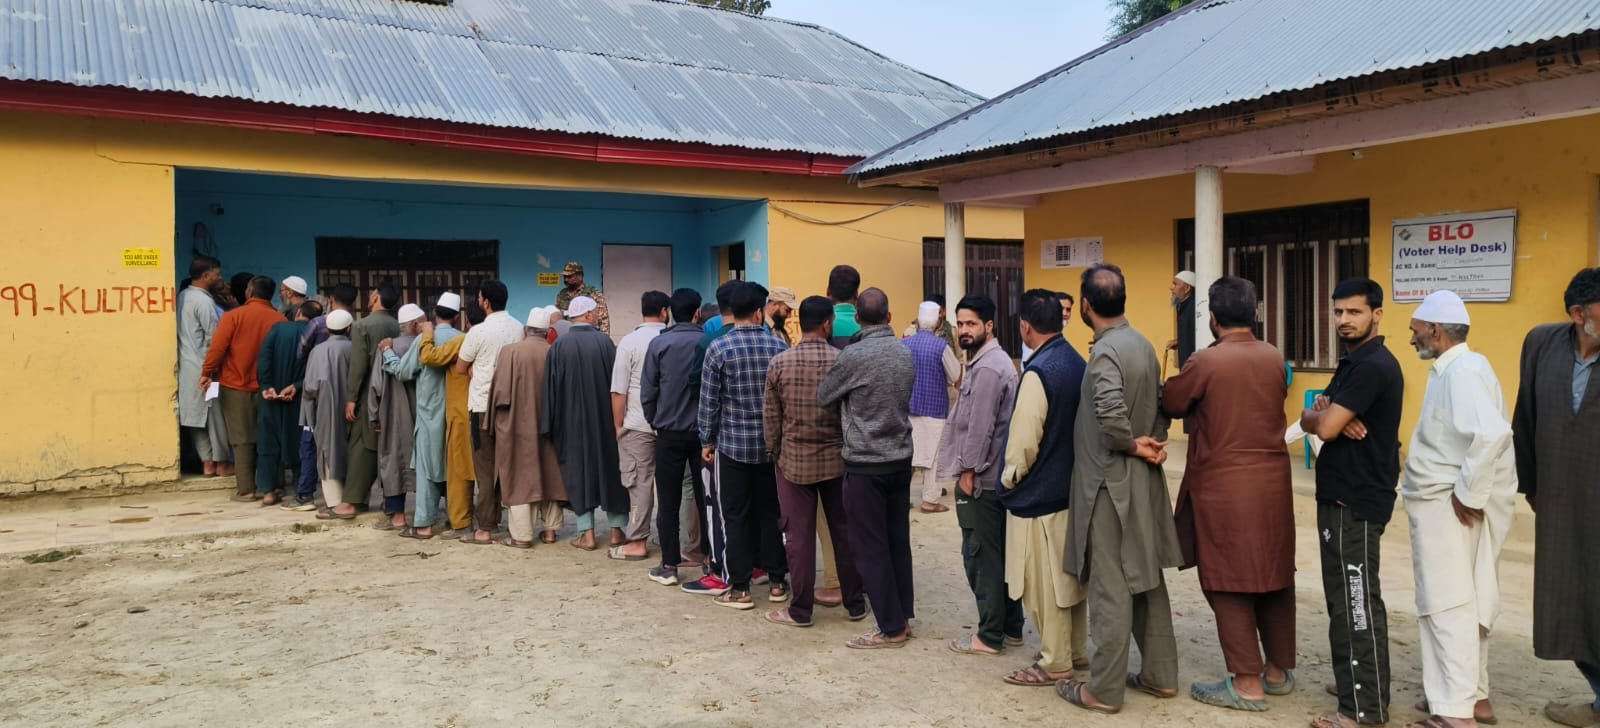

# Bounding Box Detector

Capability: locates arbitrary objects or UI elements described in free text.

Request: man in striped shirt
[695,282,790,609]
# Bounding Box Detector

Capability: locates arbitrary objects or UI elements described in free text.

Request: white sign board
[1391,209,1516,302]
[1041,237,1103,269]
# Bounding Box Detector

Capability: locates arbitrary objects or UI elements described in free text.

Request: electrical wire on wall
[767,199,924,245]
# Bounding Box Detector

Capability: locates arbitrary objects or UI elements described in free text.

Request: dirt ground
[0,475,1587,727]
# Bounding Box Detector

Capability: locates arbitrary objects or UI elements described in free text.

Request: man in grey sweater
[819,287,916,649]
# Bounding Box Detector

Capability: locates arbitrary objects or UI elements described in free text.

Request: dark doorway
[922,238,1025,357]
[316,238,499,315]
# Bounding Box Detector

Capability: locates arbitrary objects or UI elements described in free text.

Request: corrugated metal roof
[853,0,1600,174]
[0,0,981,158]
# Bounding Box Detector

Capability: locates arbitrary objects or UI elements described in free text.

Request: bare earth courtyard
[0,448,1586,727]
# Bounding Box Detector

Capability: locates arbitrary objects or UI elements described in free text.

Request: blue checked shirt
[699,324,788,464]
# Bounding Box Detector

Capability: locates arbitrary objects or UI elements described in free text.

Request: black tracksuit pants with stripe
[1318,502,1391,725]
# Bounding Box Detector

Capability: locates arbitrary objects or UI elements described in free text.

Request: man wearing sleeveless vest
[905,301,961,513]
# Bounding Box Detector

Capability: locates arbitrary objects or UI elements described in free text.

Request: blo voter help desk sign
[1391,209,1516,303]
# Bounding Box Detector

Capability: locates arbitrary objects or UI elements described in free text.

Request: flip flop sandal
[764,609,812,628]
[1056,679,1120,714]
[1264,669,1296,696]
[947,635,1002,656]
[500,537,534,549]
[398,526,434,540]
[373,519,402,531]
[458,533,494,545]
[316,508,355,520]
[569,537,599,551]
[540,532,559,544]
[1413,700,1497,725]
[606,545,646,561]
[1403,717,1455,728]
[1003,662,1063,687]
[1127,672,1179,699]
[1309,713,1358,728]
[845,631,907,649]
[1190,677,1269,712]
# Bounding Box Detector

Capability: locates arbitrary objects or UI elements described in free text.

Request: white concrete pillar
[1194,165,1223,349]
[944,202,966,311]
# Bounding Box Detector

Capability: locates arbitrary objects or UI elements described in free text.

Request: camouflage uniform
[553,262,610,333]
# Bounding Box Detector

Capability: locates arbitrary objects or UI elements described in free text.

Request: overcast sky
[774,0,1117,98]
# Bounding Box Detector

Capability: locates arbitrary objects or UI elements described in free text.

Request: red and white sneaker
[681,574,730,596]
[751,569,770,586]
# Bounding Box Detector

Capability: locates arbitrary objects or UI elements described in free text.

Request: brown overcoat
[487,336,567,506]
[1160,330,1295,593]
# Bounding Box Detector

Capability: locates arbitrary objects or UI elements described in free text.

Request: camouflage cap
[561,261,584,276]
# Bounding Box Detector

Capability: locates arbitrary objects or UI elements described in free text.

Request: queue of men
[179,254,1600,727]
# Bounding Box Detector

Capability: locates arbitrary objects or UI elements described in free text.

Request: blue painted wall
[174,170,767,319]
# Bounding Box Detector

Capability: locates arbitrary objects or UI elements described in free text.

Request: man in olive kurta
[1513,267,1600,728]
[253,304,311,504]
[332,284,400,518]
[1159,276,1295,710]
[1058,264,1183,714]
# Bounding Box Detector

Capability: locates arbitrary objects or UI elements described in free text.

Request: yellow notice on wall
[121,248,161,268]
[536,272,561,286]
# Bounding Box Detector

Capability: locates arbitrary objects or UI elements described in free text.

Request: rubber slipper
[1403,717,1454,728]
[1190,677,1269,712]
[947,635,1002,656]
[1127,672,1178,699]
[500,537,534,549]
[539,531,559,544]
[316,508,355,520]
[373,519,402,531]
[397,526,434,540]
[1056,679,1119,714]
[569,537,599,552]
[918,503,950,513]
[606,545,647,560]
[458,533,494,545]
[1263,669,1295,696]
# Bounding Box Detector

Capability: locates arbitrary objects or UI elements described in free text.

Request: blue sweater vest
[997,335,1085,518]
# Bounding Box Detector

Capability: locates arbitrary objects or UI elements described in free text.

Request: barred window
[316,238,499,316]
[1178,200,1369,370]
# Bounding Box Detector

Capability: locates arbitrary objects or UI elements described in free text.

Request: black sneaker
[648,564,679,586]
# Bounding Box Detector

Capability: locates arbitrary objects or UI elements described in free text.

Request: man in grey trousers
[1057,264,1184,714]
[818,287,917,649]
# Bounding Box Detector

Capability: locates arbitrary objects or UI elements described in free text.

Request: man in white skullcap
[1402,289,1517,727]
[544,295,627,551]
[1168,270,1198,368]
[369,303,425,530]
[304,309,354,512]
[280,275,309,318]
[483,306,568,547]
[904,300,961,512]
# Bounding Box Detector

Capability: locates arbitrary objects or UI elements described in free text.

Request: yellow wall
[767,201,1017,326]
[0,111,1021,493]
[1024,114,1600,446]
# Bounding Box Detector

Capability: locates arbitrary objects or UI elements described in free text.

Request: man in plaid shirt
[697,281,790,609]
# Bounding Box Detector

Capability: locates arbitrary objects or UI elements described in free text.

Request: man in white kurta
[1402,290,1517,728]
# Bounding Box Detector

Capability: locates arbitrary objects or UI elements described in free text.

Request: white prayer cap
[396,303,425,324]
[1413,289,1471,326]
[566,295,597,318]
[917,301,941,330]
[436,291,462,313]
[527,306,552,329]
[282,276,308,295]
[1175,271,1196,287]
[326,309,354,331]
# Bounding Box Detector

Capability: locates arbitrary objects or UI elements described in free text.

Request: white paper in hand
[205,382,220,402]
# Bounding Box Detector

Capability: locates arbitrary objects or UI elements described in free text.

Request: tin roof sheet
[0,0,981,158]
[852,0,1600,174]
